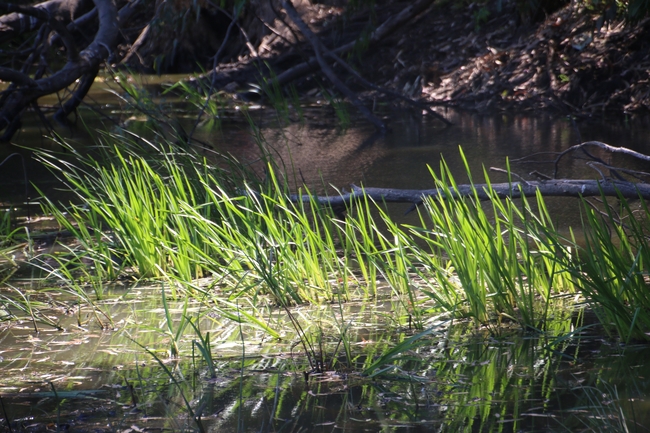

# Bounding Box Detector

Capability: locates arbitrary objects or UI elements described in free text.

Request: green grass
[4,125,649,432]
[32,132,650,340]
[408,153,575,329]
[571,192,650,342]
[14,118,650,386]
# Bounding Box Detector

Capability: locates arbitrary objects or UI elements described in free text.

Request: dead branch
[274,0,436,86]
[0,0,94,42]
[281,0,387,132]
[53,65,100,124]
[0,2,80,62]
[513,141,650,180]
[289,179,650,208]
[289,141,650,207]
[0,0,118,141]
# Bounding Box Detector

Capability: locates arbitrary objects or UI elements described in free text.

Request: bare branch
[0,0,118,140]
[274,0,436,86]
[0,67,37,87]
[0,2,79,62]
[282,0,387,132]
[514,141,650,180]
[288,180,650,208]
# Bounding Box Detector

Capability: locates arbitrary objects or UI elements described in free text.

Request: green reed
[408,153,575,329]
[572,192,650,342]
[33,117,650,359]
[36,137,577,331]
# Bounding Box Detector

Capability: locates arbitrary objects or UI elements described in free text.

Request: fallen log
[288,179,650,207]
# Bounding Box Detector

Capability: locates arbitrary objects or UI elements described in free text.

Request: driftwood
[288,142,650,207]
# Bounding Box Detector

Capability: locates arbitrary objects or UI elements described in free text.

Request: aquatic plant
[571,191,650,343]
[409,153,575,329]
[25,108,650,393]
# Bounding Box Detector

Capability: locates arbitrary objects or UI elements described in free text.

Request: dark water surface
[1,82,650,431]
[3,99,649,224]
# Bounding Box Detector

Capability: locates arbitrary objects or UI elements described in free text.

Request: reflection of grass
[0,285,62,331]
[130,336,207,433]
[560,379,632,433]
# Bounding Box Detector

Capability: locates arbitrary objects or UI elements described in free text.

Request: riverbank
[292,1,650,117]
[359,1,650,116]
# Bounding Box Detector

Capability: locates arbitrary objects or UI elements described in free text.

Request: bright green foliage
[573,193,650,342]
[33,130,650,343]
[409,152,575,329]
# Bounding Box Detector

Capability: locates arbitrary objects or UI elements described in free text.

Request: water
[2,80,650,431]
[3,291,650,432]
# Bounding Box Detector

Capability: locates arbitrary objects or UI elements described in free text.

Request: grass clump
[36,134,580,332]
[28,126,650,349]
[572,193,650,343]
[409,153,575,330]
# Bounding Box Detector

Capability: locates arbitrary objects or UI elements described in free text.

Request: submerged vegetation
[2,79,650,431]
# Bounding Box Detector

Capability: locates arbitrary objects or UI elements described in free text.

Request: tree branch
[0,0,118,140]
[281,0,387,132]
[0,67,37,87]
[288,179,650,208]
[0,2,79,62]
[275,0,436,86]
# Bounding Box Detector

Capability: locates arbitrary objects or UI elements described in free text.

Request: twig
[0,67,36,87]
[0,396,13,433]
[0,0,118,139]
[53,65,100,123]
[489,166,530,185]
[0,3,79,62]
[554,141,650,180]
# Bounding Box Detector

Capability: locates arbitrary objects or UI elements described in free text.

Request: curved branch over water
[0,0,118,141]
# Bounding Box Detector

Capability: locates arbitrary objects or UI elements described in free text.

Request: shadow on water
[1,82,650,431]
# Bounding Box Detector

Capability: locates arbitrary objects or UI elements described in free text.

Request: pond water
[3,285,650,433]
[1,78,650,432]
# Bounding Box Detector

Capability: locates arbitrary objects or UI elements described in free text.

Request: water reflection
[2,285,650,432]
[200,111,650,191]
[2,104,649,208]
